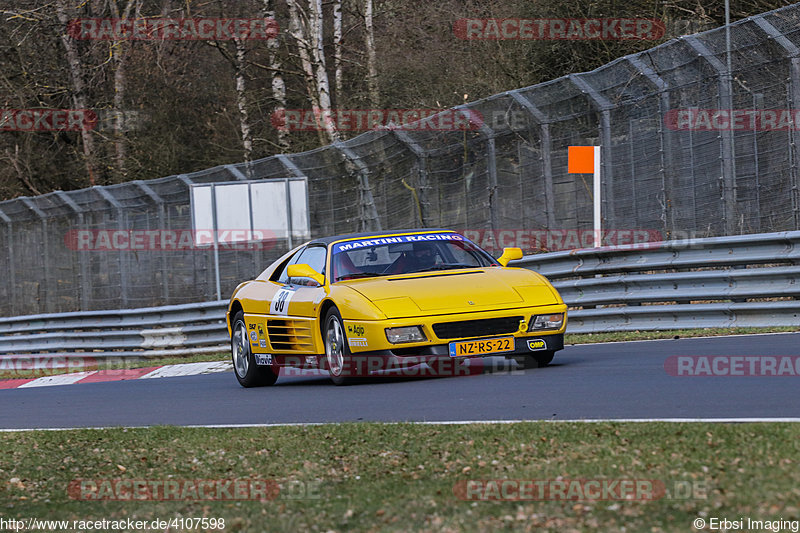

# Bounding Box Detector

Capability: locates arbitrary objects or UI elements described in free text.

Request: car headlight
[385,326,426,344]
[528,313,564,331]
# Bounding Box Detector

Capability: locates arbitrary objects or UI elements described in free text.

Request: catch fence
[3,4,800,315]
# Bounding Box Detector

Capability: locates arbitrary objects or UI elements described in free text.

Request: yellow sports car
[227,229,567,386]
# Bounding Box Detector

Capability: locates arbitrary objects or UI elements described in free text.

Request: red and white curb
[0,361,232,390]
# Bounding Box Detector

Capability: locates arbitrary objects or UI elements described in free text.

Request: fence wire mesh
[3,4,800,316]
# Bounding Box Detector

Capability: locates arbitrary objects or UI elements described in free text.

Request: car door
[258,244,328,355]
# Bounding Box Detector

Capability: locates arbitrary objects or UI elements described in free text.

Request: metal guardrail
[0,301,230,358]
[0,231,798,359]
[513,231,800,333]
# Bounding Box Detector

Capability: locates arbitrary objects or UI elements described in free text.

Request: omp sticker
[271,287,295,315]
[333,233,463,253]
[348,337,369,348]
[249,331,258,342]
[255,354,273,365]
[347,323,365,337]
[527,339,546,351]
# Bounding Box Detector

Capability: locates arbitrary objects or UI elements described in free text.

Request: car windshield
[331,233,497,282]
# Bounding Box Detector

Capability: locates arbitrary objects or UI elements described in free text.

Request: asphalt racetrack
[2,333,799,430]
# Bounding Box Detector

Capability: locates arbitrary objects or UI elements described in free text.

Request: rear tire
[231,311,278,388]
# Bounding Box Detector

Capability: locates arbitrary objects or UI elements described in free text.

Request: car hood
[343,268,559,319]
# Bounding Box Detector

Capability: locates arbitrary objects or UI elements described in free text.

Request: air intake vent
[267,319,314,351]
[432,316,523,340]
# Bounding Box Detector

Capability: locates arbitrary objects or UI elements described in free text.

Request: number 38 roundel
[270,287,294,316]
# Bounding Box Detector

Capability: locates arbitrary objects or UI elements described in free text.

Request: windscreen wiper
[408,263,475,273]
[338,271,383,280]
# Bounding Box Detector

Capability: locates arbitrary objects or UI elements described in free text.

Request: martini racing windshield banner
[333,233,465,253]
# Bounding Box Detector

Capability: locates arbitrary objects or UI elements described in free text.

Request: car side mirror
[497,247,523,267]
[287,264,325,286]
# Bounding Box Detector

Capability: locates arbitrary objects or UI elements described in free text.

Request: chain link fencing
[3,3,800,316]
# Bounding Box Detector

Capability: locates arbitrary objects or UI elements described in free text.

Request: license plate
[449,337,514,357]
[255,354,273,366]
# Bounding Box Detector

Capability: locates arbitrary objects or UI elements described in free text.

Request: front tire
[512,350,555,369]
[231,311,278,387]
[323,307,358,385]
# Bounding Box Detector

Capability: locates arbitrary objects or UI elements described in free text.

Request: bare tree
[286,0,339,144]
[4,145,41,196]
[107,0,142,179]
[261,0,290,152]
[207,1,255,170]
[363,0,379,107]
[233,37,254,170]
[54,0,98,186]
[333,0,343,102]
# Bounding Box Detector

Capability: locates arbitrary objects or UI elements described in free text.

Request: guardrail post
[225,164,249,181]
[752,15,800,231]
[54,191,90,310]
[457,106,498,233]
[0,208,15,315]
[569,74,616,229]
[333,143,382,232]
[94,186,130,308]
[19,197,51,313]
[508,90,557,229]
[685,36,738,235]
[627,56,674,237]
[277,154,311,247]
[209,184,222,301]
[390,129,430,227]
[179,174,213,301]
[133,181,170,304]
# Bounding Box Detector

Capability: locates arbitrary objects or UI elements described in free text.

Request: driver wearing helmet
[386,241,439,274]
[408,242,437,271]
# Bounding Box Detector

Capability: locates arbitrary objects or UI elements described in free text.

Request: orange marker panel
[568,146,595,174]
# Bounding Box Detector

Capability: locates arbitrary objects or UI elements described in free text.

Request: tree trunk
[363,0,379,108]
[286,0,339,145]
[233,37,253,173]
[261,0,290,152]
[333,0,343,103]
[308,0,339,143]
[54,0,98,186]
[107,0,141,180]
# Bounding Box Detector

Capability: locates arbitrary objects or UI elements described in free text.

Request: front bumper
[382,333,564,358]
[340,304,568,354]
